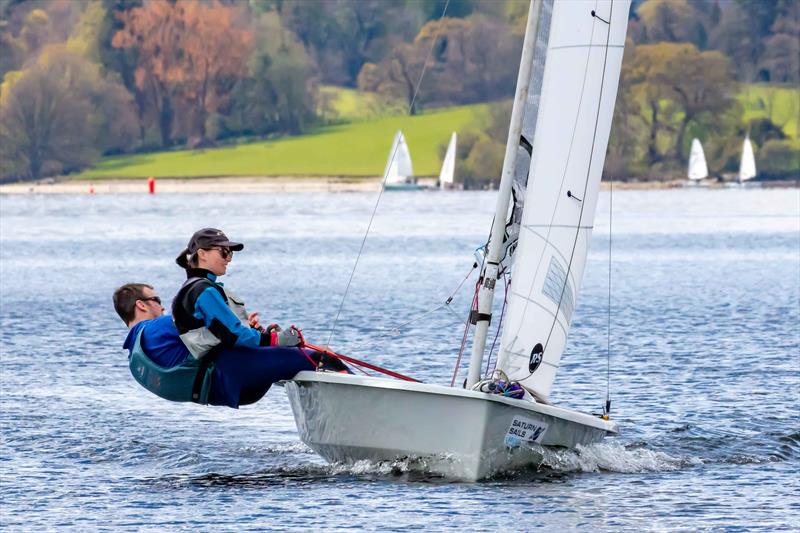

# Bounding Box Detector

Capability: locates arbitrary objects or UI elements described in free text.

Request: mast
[466,0,542,388]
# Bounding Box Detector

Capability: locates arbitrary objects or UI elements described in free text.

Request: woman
[172,227,337,408]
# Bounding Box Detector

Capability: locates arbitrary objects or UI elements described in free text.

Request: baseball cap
[175,228,244,268]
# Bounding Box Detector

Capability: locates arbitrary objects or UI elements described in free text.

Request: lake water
[1,188,798,530]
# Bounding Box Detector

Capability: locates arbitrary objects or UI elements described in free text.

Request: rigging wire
[605,178,613,417]
[299,263,475,345]
[485,273,510,376]
[326,0,452,348]
[323,263,477,353]
[451,279,480,387]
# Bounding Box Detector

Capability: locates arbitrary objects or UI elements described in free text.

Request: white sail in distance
[494,0,631,401]
[439,132,457,189]
[687,138,709,180]
[384,131,414,185]
[739,135,757,182]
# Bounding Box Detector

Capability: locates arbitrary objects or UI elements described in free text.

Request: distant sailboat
[384,131,422,191]
[687,138,708,181]
[439,132,457,190]
[739,135,757,182]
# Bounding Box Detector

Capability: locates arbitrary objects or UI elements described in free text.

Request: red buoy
[148,176,155,194]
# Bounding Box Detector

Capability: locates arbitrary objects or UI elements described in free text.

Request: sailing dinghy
[439,132,457,190]
[286,0,631,481]
[687,138,709,182]
[738,135,757,183]
[384,130,423,191]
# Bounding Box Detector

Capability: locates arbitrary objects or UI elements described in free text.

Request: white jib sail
[494,0,631,401]
[384,130,414,185]
[439,132,457,188]
[688,138,709,180]
[739,135,757,182]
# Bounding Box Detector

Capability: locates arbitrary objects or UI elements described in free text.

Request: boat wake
[537,441,695,474]
[144,429,799,487]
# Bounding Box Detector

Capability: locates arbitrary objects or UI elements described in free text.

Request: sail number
[504,415,549,448]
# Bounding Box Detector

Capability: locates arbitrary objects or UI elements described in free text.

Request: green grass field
[739,84,799,139]
[318,85,402,121]
[77,83,797,181]
[78,104,486,179]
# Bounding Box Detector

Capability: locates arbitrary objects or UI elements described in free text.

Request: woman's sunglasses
[212,247,233,259]
[199,247,232,259]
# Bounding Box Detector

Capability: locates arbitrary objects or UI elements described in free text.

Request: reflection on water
[1,188,798,530]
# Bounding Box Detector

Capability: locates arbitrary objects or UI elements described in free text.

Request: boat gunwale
[286,371,618,434]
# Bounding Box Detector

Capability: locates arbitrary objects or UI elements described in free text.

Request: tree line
[0,0,797,182]
[454,0,799,185]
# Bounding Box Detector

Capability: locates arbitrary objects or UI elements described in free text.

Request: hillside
[75,82,798,181]
[77,104,486,179]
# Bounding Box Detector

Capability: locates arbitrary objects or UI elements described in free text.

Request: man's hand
[248,312,262,331]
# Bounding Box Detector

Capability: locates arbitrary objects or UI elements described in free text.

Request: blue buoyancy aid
[128,328,214,404]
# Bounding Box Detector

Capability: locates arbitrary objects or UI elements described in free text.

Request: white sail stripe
[505,351,561,369]
[550,44,625,50]
[508,290,570,333]
[523,224,594,229]
[518,226,582,291]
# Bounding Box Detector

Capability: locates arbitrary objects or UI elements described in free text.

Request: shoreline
[0,176,795,194]
[0,176,383,194]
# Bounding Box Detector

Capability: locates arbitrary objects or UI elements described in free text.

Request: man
[114,283,187,368]
[113,283,335,408]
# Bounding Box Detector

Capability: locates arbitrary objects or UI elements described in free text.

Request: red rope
[302,343,420,383]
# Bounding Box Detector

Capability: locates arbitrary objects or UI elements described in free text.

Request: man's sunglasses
[140,296,162,305]
[205,247,233,259]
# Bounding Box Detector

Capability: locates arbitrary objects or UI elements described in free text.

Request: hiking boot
[307,351,353,374]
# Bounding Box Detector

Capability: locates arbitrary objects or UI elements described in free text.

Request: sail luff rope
[325,0,451,347]
[450,278,481,387]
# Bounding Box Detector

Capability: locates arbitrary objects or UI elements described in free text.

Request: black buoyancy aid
[172,274,228,359]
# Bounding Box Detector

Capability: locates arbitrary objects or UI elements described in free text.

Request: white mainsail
[739,135,757,182]
[439,132,457,188]
[688,138,709,180]
[384,131,414,185]
[494,0,631,401]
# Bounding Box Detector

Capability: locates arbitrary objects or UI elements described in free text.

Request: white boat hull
[285,372,617,481]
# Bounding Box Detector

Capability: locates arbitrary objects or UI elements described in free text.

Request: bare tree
[0,45,136,180]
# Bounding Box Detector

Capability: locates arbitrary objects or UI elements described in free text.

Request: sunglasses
[140,296,162,305]
[205,247,232,259]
